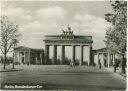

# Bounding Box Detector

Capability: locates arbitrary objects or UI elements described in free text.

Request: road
[0,65,126,90]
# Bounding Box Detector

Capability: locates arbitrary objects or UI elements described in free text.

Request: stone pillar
[18,52,20,64]
[40,53,42,65]
[102,53,104,67]
[61,45,65,65]
[80,45,83,66]
[88,45,91,66]
[36,56,38,64]
[28,51,31,65]
[24,51,26,64]
[72,45,76,63]
[53,45,57,65]
[98,53,100,64]
[45,45,49,65]
[113,53,115,65]
[101,53,104,65]
[108,52,110,68]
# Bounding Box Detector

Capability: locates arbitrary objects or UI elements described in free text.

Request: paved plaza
[0,65,126,90]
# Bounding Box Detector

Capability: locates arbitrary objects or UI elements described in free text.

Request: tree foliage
[0,15,21,69]
[105,1,127,55]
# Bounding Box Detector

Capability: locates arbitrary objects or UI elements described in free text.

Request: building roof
[96,47,108,53]
[14,46,43,52]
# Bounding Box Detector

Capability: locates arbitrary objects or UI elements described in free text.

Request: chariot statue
[61,25,73,35]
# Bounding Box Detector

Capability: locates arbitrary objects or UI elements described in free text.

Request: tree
[105,1,127,73]
[0,15,21,69]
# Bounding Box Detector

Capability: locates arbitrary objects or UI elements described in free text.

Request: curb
[0,69,23,72]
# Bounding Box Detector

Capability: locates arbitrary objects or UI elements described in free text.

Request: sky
[0,1,113,56]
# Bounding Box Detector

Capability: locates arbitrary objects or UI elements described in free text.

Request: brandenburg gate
[43,26,93,66]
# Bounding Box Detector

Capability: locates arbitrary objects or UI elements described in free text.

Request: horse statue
[68,30,73,35]
[62,29,66,35]
[65,30,68,35]
[61,25,73,35]
[71,30,73,35]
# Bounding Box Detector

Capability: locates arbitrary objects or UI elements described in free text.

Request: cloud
[1,5,32,23]
[1,5,67,48]
[1,3,110,50]
[74,14,110,49]
[19,20,60,48]
[36,6,66,21]
[18,21,43,48]
[75,14,96,23]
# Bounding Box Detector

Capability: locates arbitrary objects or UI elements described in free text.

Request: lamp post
[12,38,18,69]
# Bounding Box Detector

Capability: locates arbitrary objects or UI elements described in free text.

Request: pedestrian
[73,62,75,67]
[72,62,74,67]
[121,57,126,74]
[98,59,101,69]
[99,62,101,69]
[113,63,116,72]
[113,59,117,72]
[27,62,29,66]
[70,61,72,67]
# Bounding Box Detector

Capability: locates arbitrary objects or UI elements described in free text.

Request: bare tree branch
[0,15,21,69]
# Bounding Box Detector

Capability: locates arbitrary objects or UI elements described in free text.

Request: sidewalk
[104,67,126,80]
[0,64,22,72]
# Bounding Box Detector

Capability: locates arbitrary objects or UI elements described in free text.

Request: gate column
[61,45,65,65]
[45,45,49,65]
[80,45,83,66]
[53,45,57,65]
[72,45,76,63]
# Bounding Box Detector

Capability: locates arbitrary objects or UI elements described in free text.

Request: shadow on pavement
[35,71,113,75]
[45,83,126,91]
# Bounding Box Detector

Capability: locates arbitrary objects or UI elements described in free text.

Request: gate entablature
[43,35,93,45]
